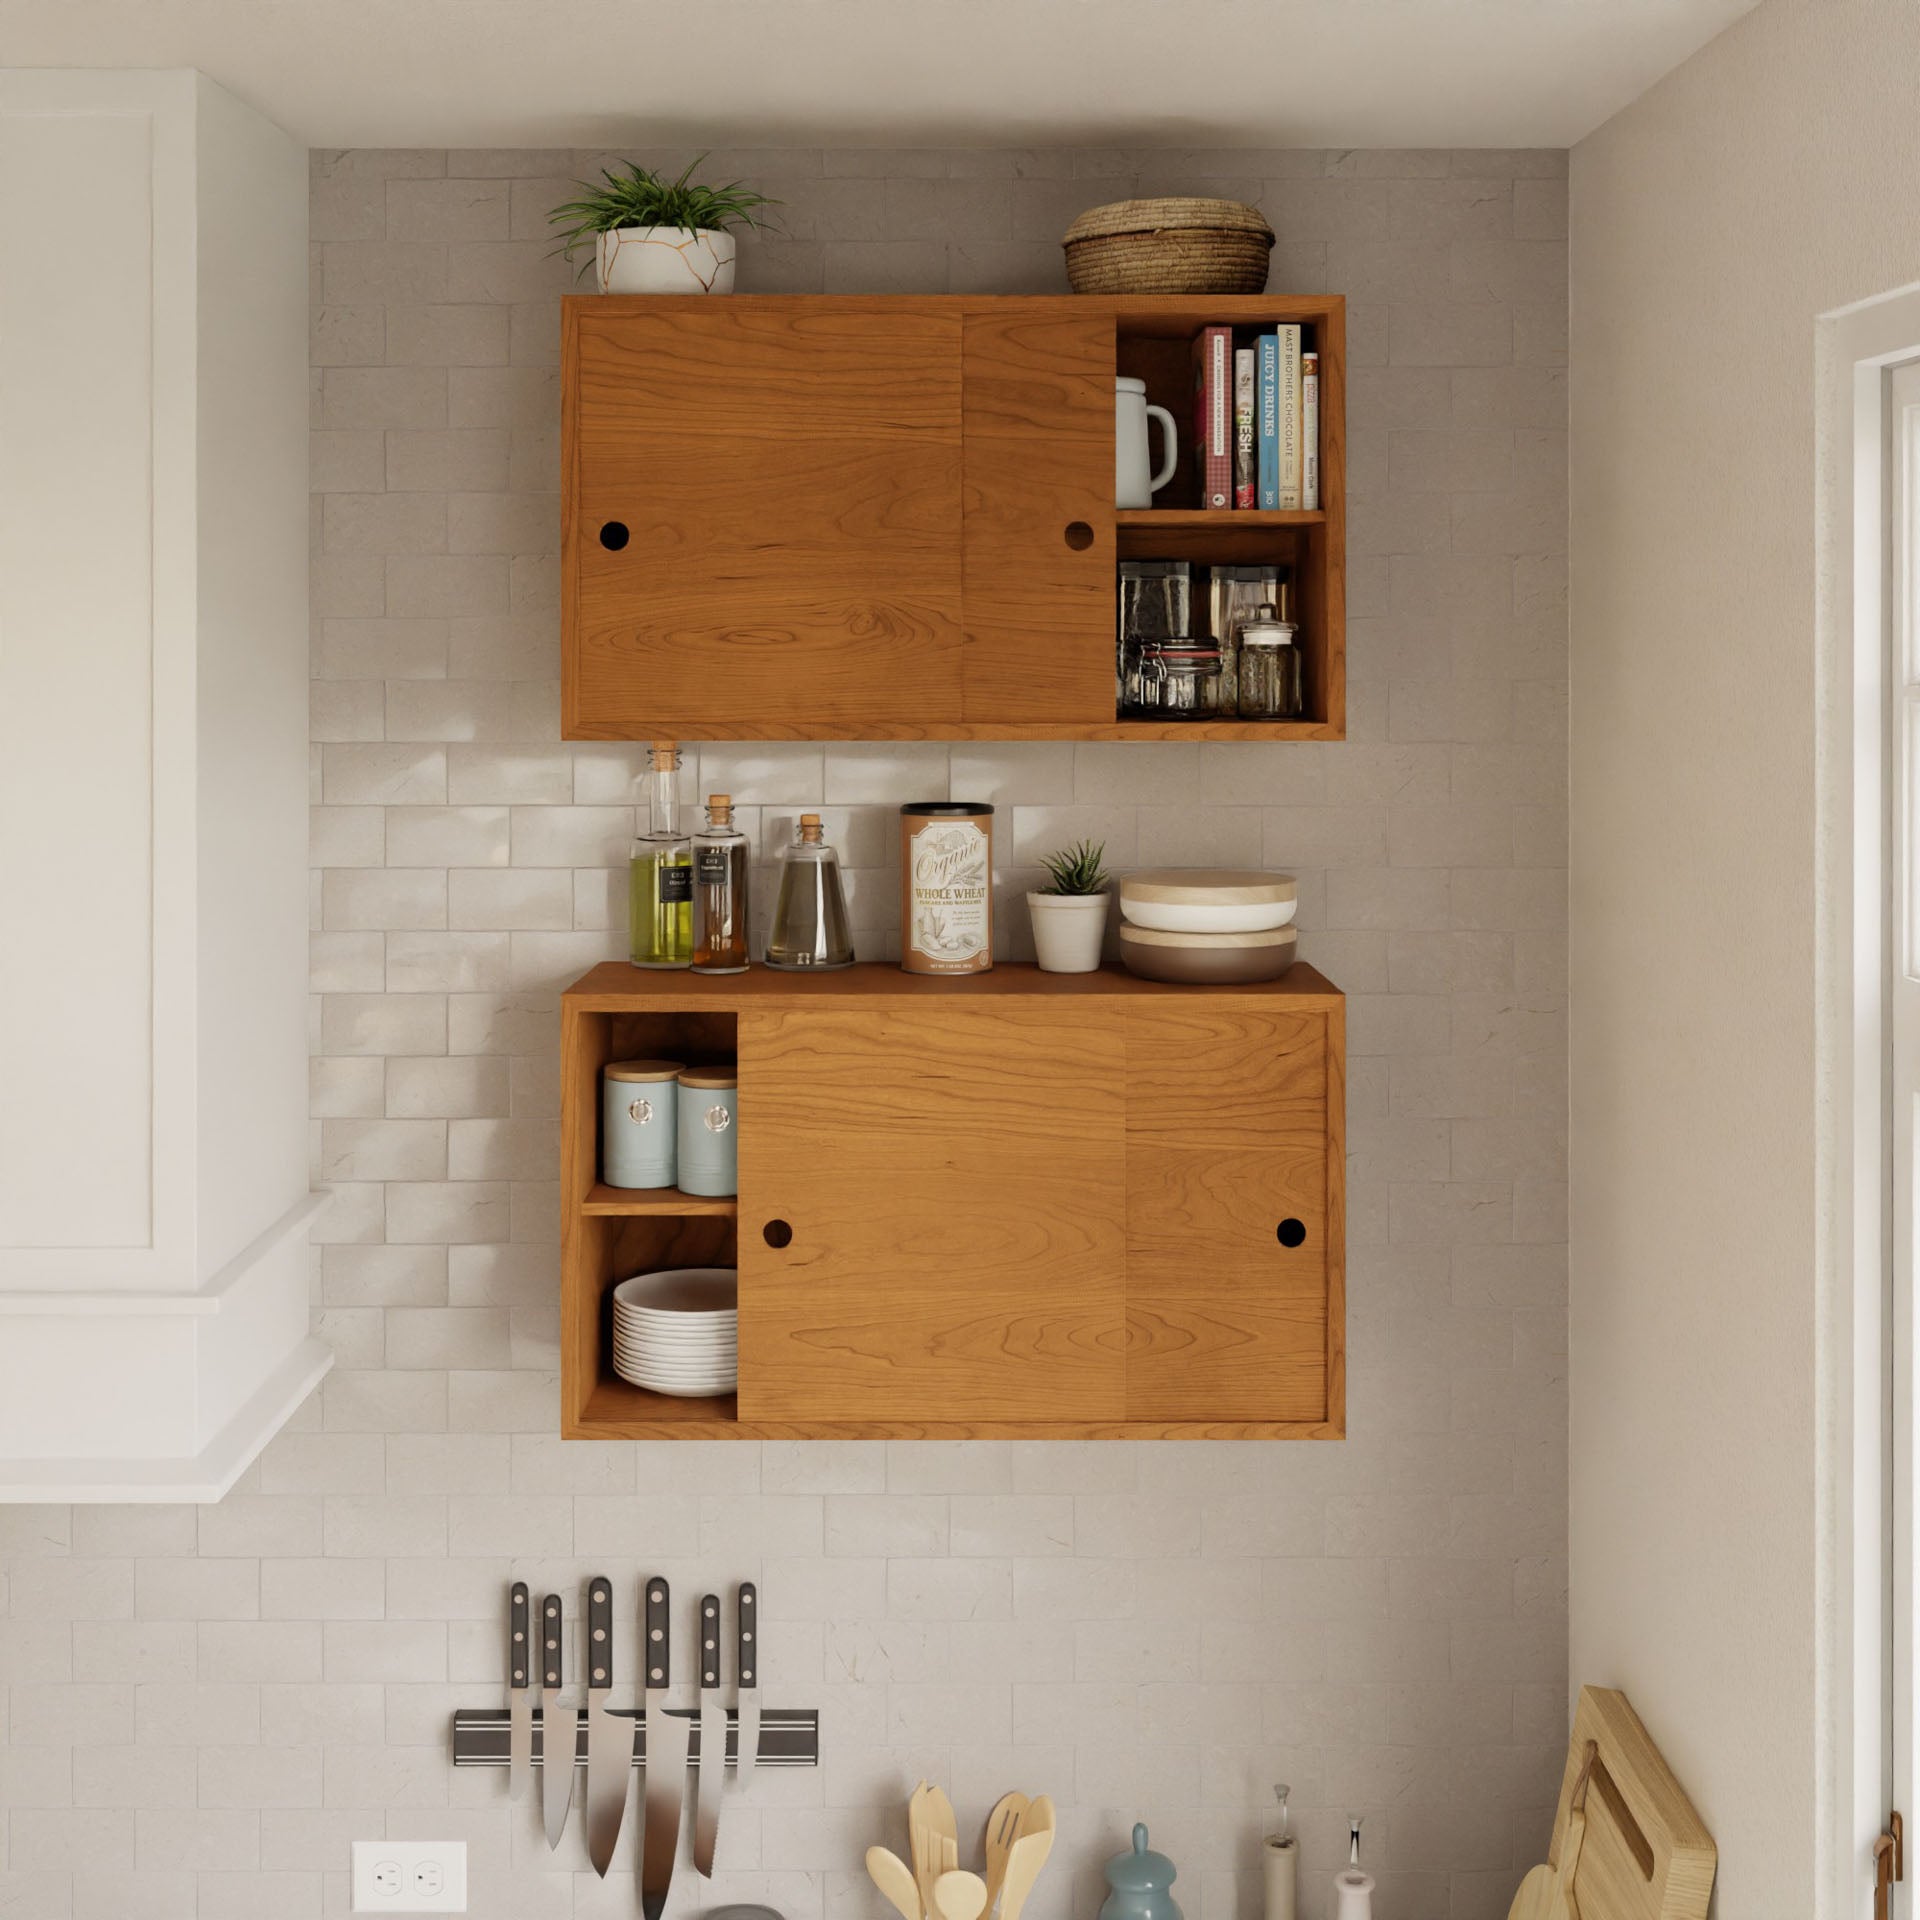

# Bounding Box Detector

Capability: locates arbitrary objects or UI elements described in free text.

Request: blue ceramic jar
[1099,1825,1181,1920]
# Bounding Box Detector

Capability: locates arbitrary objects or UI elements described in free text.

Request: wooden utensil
[933,1871,989,1920]
[908,1782,937,1920]
[997,1798,1056,1920]
[1506,1687,1713,1920]
[868,1846,923,1920]
[983,1793,1030,1914]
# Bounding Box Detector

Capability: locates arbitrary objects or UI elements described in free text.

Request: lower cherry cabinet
[560,962,1344,1439]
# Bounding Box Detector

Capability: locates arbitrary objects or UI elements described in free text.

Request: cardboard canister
[900,802,994,974]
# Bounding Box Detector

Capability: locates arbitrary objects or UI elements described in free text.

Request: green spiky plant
[548,157,781,275]
[1036,840,1111,896]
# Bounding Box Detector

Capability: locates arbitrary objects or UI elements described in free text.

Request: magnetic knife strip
[450,1705,818,1769]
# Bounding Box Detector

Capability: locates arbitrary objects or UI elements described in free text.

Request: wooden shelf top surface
[565,958,1341,1010]
[1115,508,1326,528]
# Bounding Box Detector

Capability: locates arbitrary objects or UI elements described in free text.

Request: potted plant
[1028,840,1112,974]
[549,157,779,295]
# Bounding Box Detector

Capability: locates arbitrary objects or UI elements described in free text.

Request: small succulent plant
[1037,839,1111,896]
[549,157,781,274]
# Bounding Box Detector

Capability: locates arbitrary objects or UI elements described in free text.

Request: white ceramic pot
[1028,892,1109,973]
[596,226,738,294]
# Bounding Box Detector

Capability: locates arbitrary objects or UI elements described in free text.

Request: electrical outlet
[352,1840,467,1913]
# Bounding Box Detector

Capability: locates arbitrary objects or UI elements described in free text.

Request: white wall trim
[0,1190,326,1314]
[1812,279,1920,1920]
[0,1336,332,1504]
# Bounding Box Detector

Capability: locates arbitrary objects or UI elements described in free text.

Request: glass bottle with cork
[692,792,751,975]
[629,742,692,969]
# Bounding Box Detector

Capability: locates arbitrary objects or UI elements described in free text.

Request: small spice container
[675,1066,738,1196]
[602,1059,683,1189]
[1235,605,1304,720]
[900,802,994,974]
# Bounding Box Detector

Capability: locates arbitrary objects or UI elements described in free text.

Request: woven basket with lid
[1062,197,1274,295]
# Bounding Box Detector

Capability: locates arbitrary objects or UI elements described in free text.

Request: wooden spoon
[933,1871,989,1920]
[869,1847,923,1920]
[983,1793,1030,1914]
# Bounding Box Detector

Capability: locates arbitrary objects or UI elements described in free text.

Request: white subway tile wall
[2,146,1567,1920]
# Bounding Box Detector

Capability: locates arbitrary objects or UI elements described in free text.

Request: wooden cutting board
[1508,1687,1716,1920]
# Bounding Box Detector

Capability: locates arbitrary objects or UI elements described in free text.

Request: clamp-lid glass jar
[1137,643,1227,720]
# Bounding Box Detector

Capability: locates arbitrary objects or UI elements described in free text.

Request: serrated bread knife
[694,1591,724,1876]
[734,1581,759,1797]
[540,1592,577,1849]
[583,1577,628,1877]
[641,1576,688,1920]
[507,1582,532,1800]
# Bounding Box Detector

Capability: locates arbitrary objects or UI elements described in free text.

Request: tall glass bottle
[765,814,854,970]
[629,744,692,969]
[692,793,751,975]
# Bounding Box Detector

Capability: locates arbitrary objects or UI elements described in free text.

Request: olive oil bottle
[629,744,692,969]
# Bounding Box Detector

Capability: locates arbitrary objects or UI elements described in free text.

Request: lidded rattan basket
[1062,197,1274,295]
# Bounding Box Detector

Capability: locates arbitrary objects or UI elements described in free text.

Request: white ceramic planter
[596,226,738,294]
[1028,892,1110,973]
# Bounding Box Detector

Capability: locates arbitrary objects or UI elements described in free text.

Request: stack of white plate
[611,1268,738,1397]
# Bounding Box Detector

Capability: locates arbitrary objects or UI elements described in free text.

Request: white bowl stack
[611,1267,738,1397]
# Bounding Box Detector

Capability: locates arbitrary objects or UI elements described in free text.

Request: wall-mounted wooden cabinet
[561,963,1345,1439]
[562,293,1344,743]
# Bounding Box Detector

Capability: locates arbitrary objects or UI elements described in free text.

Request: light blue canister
[602,1059,683,1189]
[676,1066,738,1196]
[1099,1825,1181,1920]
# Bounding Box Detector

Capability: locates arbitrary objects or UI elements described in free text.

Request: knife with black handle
[507,1581,532,1801]
[640,1576,687,1920]
[540,1591,578,1849]
[693,1591,724,1876]
[734,1581,759,1796]
[583,1576,628,1877]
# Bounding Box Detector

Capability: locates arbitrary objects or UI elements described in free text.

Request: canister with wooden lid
[602,1059,684,1188]
[676,1065,738,1196]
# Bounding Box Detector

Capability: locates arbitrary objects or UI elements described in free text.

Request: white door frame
[1814,283,1920,1920]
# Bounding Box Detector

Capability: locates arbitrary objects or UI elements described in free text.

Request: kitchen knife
[507,1581,532,1801]
[693,1592,724,1876]
[540,1592,577,1850]
[733,1581,759,1796]
[583,1576,629,1878]
[640,1576,688,1920]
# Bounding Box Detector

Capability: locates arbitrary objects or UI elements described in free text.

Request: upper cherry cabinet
[562,292,1345,742]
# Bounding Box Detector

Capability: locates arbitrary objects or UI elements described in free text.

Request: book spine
[1277,324,1302,510]
[1191,325,1233,509]
[1233,348,1256,509]
[1301,351,1320,512]
[1257,333,1279,510]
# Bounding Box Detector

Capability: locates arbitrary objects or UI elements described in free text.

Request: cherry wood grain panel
[959,302,1115,724]
[1123,1003,1327,1146]
[566,298,964,737]
[735,1003,1127,1423]
[1124,1144,1327,1422]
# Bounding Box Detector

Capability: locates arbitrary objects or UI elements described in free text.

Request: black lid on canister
[899,802,994,815]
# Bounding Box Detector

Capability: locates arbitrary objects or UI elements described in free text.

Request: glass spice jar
[1235,605,1304,720]
[1136,642,1227,720]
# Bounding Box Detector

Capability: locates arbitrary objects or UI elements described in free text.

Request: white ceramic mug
[1116,376,1178,508]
